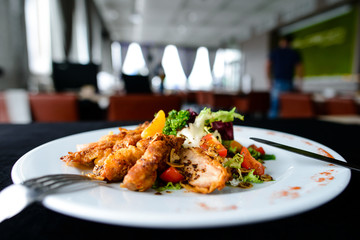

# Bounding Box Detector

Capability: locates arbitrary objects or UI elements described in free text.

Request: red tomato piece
[248,144,265,155]
[240,146,265,175]
[200,133,227,157]
[160,167,184,183]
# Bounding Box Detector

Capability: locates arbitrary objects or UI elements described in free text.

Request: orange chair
[324,97,358,115]
[195,91,214,108]
[233,91,270,116]
[29,93,79,122]
[213,93,237,110]
[0,92,10,123]
[107,94,182,121]
[233,97,249,114]
[279,93,315,118]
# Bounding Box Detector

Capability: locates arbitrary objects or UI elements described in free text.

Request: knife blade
[250,137,360,172]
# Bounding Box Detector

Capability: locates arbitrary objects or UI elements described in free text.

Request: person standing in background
[266,35,304,118]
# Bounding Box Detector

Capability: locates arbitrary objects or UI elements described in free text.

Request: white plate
[11,126,351,228]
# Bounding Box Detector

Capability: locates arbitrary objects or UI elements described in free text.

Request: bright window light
[73,0,89,64]
[111,41,122,74]
[25,0,51,75]
[213,49,225,86]
[122,42,148,76]
[161,45,187,90]
[188,47,213,90]
[212,48,242,91]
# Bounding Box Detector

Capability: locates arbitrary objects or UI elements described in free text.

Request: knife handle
[0,184,34,223]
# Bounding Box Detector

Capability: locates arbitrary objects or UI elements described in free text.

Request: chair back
[108,94,182,121]
[233,91,270,115]
[29,93,79,122]
[279,93,315,118]
[324,98,358,115]
[0,92,10,123]
[195,91,214,107]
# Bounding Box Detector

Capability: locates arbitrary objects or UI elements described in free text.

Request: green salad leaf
[248,147,262,160]
[243,169,263,183]
[263,154,276,160]
[224,153,243,169]
[248,147,276,161]
[207,107,244,123]
[152,181,182,192]
[162,110,190,136]
[196,107,244,127]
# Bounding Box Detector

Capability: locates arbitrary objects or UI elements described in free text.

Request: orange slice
[141,110,166,138]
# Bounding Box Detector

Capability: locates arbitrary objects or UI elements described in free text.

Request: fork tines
[22,174,104,194]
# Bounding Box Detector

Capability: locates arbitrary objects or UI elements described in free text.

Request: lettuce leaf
[243,169,263,183]
[248,147,262,160]
[177,107,244,147]
[224,153,243,169]
[206,107,244,123]
[152,181,182,192]
[196,107,244,126]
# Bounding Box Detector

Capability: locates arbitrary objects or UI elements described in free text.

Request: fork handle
[0,184,35,223]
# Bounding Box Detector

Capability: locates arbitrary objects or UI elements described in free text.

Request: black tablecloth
[0,119,359,239]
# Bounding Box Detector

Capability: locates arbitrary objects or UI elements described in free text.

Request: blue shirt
[269,47,301,80]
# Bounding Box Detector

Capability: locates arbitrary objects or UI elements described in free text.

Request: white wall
[241,33,270,92]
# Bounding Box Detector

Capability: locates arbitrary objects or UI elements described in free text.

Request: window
[188,47,213,90]
[212,48,242,92]
[122,42,148,76]
[111,41,122,74]
[213,49,225,87]
[25,0,51,75]
[70,0,90,64]
[161,45,187,90]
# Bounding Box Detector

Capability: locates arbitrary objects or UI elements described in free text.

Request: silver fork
[0,174,106,223]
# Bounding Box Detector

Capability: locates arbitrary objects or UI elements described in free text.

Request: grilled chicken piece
[93,145,145,181]
[61,132,127,167]
[113,127,145,150]
[121,133,184,191]
[179,147,230,194]
[61,123,149,167]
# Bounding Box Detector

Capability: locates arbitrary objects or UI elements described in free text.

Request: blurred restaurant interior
[0,0,360,123]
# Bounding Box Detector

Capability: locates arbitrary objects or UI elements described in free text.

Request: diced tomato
[229,140,243,153]
[160,167,184,183]
[200,133,227,157]
[248,144,265,155]
[240,146,265,175]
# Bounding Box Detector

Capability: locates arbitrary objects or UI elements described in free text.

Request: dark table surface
[0,119,359,239]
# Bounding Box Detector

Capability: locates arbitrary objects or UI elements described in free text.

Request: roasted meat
[93,145,145,181]
[121,133,184,191]
[113,127,144,150]
[61,132,127,167]
[61,123,148,168]
[179,147,230,194]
